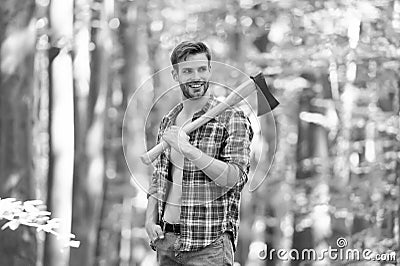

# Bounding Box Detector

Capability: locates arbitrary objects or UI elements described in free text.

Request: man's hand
[162,126,190,153]
[145,222,164,243]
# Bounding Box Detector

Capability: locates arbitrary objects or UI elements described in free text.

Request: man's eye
[183,69,192,74]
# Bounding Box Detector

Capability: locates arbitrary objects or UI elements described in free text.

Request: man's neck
[181,93,210,117]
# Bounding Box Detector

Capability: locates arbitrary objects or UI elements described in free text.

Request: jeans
[153,232,234,266]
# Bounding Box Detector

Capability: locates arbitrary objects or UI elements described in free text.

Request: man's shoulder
[160,102,183,124]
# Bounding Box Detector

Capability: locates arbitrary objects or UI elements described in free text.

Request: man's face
[172,53,211,100]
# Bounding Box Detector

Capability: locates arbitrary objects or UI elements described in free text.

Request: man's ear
[171,69,178,81]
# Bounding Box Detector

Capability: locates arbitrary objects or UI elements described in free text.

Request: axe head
[250,72,280,116]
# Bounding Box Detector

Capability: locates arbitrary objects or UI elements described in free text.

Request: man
[145,41,253,265]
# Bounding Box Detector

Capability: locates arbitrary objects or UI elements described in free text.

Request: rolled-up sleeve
[220,110,253,189]
[147,163,159,199]
[147,119,166,199]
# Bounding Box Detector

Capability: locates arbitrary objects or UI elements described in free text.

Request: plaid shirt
[148,96,253,251]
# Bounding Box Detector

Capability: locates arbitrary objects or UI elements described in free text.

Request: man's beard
[180,81,210,100]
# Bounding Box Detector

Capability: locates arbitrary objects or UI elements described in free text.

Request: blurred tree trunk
[396,73,400,261]
[146,2,163,150]
[95,0,150,264]
[306,74,333,262]
[227,0,243,64]
[0,1,37,265]
[70,0,92,265]
[270,89,301,266]
[43,0,75,265]
[117,2,140,265]
[70,1,92,257]
[291,74,332,265]
[70,0,111,265]
[292,87,314,266]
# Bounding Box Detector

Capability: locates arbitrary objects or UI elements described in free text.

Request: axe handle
[140,78,255,165]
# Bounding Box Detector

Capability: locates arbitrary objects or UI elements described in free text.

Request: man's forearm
[181,144,240,188]
[145,196,158,225]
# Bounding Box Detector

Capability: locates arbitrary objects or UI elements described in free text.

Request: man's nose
[192,70,200,80]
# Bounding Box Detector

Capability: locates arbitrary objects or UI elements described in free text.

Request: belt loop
[162,219,166,232]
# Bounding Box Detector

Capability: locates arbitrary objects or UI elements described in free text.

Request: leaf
[69,240,81,248]
[0,198,80,248]
[0,198,17,215]
[37,211,51,216]
[36,223,54,233]
[1,198,17,203]
[47,218,61,225]
[36,224,47,233]
[24,199,44,206]
[1,214,15,220]
[23,204,40,213]
[1,220,20,231]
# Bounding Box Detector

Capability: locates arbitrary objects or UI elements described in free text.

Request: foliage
[0,198,80,248]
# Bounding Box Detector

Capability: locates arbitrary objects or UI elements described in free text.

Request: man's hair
[170,41,211,70]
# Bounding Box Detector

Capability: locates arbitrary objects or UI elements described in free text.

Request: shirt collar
[195,95,216,117]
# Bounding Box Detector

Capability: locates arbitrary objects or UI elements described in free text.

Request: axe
[140,72,279,165]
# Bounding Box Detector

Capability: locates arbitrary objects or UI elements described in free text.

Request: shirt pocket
[197,122,225,158]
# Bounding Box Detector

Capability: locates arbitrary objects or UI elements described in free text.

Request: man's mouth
[180,81,209,99]
[187,81,205,89]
